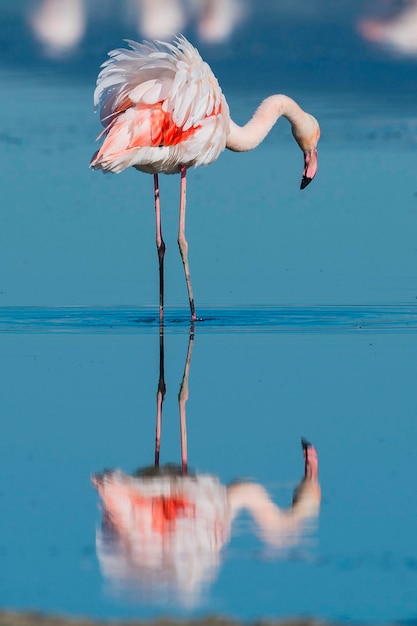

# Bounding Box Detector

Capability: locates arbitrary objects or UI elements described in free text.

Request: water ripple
[0,305,417,334]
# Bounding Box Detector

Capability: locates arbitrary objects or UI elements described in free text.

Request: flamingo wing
[91,36,228,173]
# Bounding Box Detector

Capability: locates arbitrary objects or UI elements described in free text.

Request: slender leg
[154,174,166,322]
[178,323,195,474]
[154,321,166,466]
[178,165,196,321]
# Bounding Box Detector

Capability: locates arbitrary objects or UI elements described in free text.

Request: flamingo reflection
[92,326,321,606]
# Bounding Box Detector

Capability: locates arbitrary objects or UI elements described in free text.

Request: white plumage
[91,36,229,175]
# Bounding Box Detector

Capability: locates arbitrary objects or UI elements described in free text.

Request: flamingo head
[300,146,319,189]
[292,114,320,190]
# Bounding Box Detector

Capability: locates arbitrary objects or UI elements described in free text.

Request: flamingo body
[91,37,230,174]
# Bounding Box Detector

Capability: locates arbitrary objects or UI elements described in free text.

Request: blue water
[2,325,417,622]
[2,0,417,623]
[1,305,417,333]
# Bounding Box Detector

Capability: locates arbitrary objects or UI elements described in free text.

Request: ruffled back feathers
[91,35,229,174]
[95,36,224,132]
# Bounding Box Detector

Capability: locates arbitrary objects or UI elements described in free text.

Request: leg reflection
[154,322,166,467]
[178,323,195,475]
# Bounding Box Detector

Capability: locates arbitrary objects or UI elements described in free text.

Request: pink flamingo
[90,36,320,321]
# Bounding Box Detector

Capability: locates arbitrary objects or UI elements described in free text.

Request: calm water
[2,0,417,623]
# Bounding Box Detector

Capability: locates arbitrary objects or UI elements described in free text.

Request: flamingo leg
[178,165,196,321]
[178,324,195,475]
[154,321,166,466]
[154,173,166,322]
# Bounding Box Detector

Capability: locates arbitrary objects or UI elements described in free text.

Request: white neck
[226,94,310,153]
[228,480,320,542]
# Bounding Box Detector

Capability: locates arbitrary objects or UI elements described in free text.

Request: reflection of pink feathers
[90,37,229,174]
[92,471,229,604]
[93,472,229,547]
[92,441,321,605]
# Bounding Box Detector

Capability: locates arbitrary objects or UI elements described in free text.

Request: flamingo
[90,35,320,321]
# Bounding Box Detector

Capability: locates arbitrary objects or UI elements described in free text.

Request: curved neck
[228,481,319,529]
[226,94,306,152]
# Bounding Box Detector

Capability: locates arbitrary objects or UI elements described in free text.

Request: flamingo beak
[300,147,318,190]
[301,437,319,480]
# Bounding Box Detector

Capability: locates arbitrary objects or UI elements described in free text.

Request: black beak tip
[301,437,312,450]
[300,176,312,190]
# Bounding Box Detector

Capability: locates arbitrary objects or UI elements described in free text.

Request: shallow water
[1,305,417,333]
[2,0,417,623]
[2,325,417,623]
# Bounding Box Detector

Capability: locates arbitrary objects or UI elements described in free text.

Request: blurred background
[2,0,417,92]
